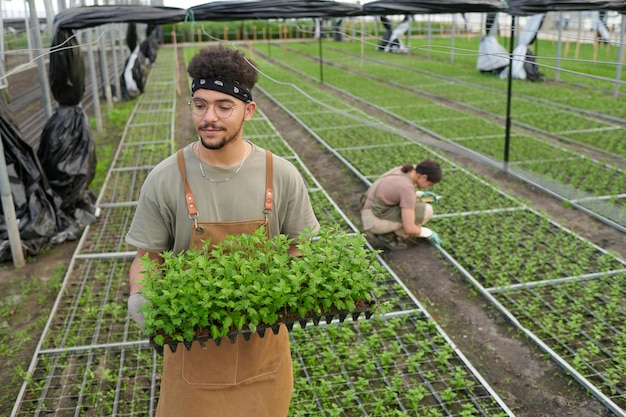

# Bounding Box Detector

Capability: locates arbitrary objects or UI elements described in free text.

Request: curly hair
[187,45,258,91]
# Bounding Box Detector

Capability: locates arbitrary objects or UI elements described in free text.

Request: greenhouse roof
[51,0,626,30]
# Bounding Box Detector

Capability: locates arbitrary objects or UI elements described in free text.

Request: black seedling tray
[150,300,377,355]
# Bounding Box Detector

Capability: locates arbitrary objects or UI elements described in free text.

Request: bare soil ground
[1,45,624,416]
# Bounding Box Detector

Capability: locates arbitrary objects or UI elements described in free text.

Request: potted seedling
[138,225,385,353]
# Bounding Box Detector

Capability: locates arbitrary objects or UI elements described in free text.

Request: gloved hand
[419,227,444,246]
[128,292,149,332]
[419,191,440,204]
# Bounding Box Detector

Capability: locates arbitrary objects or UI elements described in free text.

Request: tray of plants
[139,226,385,355]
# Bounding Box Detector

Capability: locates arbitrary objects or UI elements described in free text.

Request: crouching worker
[360,160,443,250]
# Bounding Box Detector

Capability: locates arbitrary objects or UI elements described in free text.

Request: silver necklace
[196,141,249,183]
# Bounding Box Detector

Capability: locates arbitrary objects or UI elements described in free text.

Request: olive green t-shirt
[125,142,320,254]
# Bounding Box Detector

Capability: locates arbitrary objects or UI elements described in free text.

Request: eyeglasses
[188,98,243,119]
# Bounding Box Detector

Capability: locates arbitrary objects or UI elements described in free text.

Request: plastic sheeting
[188,0,363,20]
[362,0,506,15]
[379,15,411,52]
[49,29,85,106]
[121,46,148,100]
[506,0,626,15]
[0,99,58,261]
[52,5,186,31]
[37,106,96,212]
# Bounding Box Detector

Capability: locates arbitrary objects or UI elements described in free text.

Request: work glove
[416,190,441,204]
[419,227,444,246]
[128,292,149,332]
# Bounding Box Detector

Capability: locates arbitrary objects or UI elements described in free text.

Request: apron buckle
[189,213,204,235]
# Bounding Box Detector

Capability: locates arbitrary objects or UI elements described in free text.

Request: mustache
[199,123,224,130]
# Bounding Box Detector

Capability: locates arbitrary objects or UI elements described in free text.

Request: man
[125,45,319,417]
[361,160,443,250]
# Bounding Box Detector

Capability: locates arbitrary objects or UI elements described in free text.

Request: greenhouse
[1,0,625,416]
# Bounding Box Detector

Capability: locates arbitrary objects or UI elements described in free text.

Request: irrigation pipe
[488,268,626,293]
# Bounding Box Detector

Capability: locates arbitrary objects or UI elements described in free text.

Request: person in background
[125,45,319,417]
[361,160,443,250]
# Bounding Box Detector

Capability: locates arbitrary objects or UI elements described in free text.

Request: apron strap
[176,146,274,218]
[264,149,273,212]
[177,149,198,219]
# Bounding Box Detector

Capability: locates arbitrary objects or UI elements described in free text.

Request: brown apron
[155,149,293,417]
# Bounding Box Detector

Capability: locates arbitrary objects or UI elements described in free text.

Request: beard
[197,118,244,150]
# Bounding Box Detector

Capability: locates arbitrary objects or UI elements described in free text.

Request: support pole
[555,11,563,82]
[86,28,103,132]
[504,15,516,173]
[27,0,54,119]
[0,0,6,90]
[0,134,25,267]
[318,34,324,84]
[613,14,625,98]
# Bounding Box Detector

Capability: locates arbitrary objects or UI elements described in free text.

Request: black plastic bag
[49,28,85,106]
[120,47,148,100]
[0,100,58,261]
[37,105,96,211]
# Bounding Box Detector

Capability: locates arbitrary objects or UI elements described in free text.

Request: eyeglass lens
[189,99,236,118]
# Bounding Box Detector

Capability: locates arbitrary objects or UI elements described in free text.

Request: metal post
[450,13,455,64]
[43,0,55,37]
[318,34,324,84]
[613,14,625,98]
[119,24,127,80]
[555,11,563,81]
[0,0,6,90]
[98,26,113,112]
[427,14,432,58]
[109,24,122,102]
[26,0,54,119]
[0,134,25,267]
[24,1,34,61]
[86,28,103,132]
[504,15,516,173]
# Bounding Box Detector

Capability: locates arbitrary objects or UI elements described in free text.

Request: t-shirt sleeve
[397,181,417,209]
[125,170,176,252]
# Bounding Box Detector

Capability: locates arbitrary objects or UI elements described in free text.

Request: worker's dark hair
[415,160,442,183]
[187,45,258,91]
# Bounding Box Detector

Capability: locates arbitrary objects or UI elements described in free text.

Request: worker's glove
[128,292,149,332]
[416,191,440,204]
[419,227,444,246]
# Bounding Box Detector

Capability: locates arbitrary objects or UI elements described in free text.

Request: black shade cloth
[49,29,84,106]
[506,0,626,15]
[52,5,186,31]
[362,0,506,15]
[188,0,363,21]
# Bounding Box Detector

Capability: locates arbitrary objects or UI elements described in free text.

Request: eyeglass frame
[187,97,244,119]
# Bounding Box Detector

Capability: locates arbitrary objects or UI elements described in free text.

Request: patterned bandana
[190,78,253,102]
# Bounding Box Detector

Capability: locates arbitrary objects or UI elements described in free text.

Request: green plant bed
[139,226,385,354]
